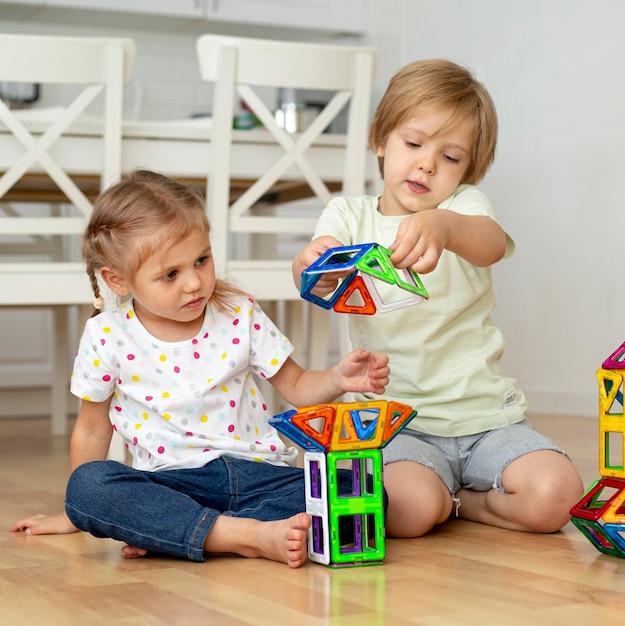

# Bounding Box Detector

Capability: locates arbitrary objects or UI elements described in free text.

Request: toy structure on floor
[570,341,625,557]
[300,242,429,315]
[270,399,416,566]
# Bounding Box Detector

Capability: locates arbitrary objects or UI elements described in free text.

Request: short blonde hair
[83,169,248,315]
[369,59,498,185]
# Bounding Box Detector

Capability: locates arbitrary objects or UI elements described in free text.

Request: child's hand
[336,349,390,395]
[10,512,78,536]
[293,235,350,296]
[389,209,450,274]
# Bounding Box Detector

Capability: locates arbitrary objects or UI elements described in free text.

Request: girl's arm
[269,349,390,408]
[9,398,113,535]
[69,398,114,470]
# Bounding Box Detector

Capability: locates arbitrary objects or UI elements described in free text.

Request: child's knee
[67,461,97,493]
[66,460,116,507]
[385,482,453,537]
[522,466,584,532]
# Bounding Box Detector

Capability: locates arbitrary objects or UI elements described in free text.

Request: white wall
[0,17,210,120]
[2,0,621,417]
[363,0,625,417]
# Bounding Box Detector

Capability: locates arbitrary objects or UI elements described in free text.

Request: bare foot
[120,545,148,559]
[255,513,311,568]
[204,512,312,568]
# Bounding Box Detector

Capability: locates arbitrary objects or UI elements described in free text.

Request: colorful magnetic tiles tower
[299,243,429,314]
[269,400,416,567]
[570,341,625,557]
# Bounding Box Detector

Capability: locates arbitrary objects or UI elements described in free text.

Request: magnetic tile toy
[270,399,416,566]
[300,243,428,315]
[570,341,625,557]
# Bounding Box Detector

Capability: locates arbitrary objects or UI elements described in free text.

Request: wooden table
[0,114,359,189]
[0,113,357,304]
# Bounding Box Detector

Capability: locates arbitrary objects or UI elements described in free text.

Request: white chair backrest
[0,34,135,441]
[195,34,377,271]
[0,34,136,236]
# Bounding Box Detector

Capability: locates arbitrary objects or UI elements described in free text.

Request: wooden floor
[1,413,624,625]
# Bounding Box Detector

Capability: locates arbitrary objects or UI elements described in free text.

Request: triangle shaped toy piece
[381,401,417,446]
[333,274,377,315]
[355,244,398,284]
[603,488,625,523]
[356,245,429,304]
[269,409,325,451]
[330,401,386,450]
[603,341,625,370]
[291,406,336,449]
[300,270,357,310]
[599,522,625,555]
[349,407,381,440]
[598,369,624,415]
[377,247,429,298]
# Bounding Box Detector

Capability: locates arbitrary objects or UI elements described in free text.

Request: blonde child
[293,59,583,537]
[11,170,390,567]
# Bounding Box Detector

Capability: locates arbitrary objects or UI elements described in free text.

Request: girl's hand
[336,349,390,395]
[388,209,450,274]
[10,512,78,536]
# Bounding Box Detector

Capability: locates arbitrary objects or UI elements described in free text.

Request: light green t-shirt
[313,185,527,437]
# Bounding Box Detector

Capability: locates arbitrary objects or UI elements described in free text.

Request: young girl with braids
[10,169,390,568]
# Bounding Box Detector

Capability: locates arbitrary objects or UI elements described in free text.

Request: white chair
[195,35,377,386]
[0,34,136,438]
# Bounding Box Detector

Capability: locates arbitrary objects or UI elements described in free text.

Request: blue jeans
[65,457,379,562]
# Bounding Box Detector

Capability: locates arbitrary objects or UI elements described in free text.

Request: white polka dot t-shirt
[70,296,296,471]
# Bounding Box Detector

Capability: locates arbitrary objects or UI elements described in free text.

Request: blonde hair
[368,59,498,185]
[83,169,247,316]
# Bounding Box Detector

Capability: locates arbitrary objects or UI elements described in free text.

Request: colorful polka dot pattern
[70,297,296,471]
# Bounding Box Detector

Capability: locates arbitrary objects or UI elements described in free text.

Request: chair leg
[337,314,352,361]
[254,300,309,415]
[51,305,68,436]
[285,300,306,366]
[308,305,333,371]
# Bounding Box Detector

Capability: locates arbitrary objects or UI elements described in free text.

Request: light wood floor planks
[1,413,624,626]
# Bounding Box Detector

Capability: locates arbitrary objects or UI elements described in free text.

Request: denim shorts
[382,419,565,495]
